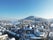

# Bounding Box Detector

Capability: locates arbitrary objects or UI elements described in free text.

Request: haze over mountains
[0,16,53,23]
[20,16,47,21]
[24,16,47,21]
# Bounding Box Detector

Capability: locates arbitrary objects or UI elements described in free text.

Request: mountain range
[18,16,48,23]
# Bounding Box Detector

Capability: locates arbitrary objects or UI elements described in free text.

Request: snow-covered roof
[50,24,53,27]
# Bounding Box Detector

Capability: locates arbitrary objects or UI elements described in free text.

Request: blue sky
[0,0,53,19]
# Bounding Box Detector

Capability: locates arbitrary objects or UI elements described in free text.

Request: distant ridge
[24,16,47,21]
[18,16,47,22]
